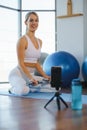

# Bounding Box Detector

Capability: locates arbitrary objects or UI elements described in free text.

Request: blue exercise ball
[82,57,87,81]
[43,51,80,87]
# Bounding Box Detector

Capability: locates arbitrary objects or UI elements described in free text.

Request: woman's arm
[17,36,38,84]
[35,61,51,80]
[25,61,50,80]
[34,39,50,80]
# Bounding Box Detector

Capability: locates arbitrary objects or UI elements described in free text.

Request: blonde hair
[25,11,39,22]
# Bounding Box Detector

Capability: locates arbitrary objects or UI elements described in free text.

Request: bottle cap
[72,78,81,86]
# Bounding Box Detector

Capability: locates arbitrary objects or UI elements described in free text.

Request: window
[0,0,18,9]
[22,0,55,10]
[0,8,18,82]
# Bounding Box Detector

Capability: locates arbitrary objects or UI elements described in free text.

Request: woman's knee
[21,86,30,95]
[10,86,30,96]
[9,75,26,88]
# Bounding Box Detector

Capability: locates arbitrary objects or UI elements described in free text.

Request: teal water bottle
[71,78,82,110]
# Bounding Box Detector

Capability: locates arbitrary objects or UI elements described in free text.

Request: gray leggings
[8,66,42,96]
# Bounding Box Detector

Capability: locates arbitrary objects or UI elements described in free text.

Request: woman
[8,12,50,96]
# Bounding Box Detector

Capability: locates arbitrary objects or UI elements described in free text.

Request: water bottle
[71,78,82,110]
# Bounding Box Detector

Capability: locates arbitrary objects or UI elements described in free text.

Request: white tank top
[24,35,41,63]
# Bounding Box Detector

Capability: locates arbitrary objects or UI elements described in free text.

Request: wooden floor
[0,95,87,130]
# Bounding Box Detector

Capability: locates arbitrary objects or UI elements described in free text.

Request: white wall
[83,0,87,58]
[56,0,87,79]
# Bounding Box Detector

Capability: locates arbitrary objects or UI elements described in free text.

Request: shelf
[57,13,83,19]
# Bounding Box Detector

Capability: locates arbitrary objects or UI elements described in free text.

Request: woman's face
[25,14,39,32]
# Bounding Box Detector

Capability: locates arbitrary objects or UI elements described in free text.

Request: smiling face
[25,12,39,32]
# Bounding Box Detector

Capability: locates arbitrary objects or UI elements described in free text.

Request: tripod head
[50,66,62,91]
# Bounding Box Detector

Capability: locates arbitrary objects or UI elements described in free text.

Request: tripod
[44,66,68,110]
[44,87,68,110]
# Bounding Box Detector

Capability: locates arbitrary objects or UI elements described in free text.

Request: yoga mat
[0,84,71,101]
[0,85,87,104]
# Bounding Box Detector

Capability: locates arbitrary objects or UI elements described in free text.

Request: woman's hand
[30,78,39,86]
[44,75,51,81]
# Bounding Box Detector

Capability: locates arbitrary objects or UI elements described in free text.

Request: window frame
[0,0,57,83]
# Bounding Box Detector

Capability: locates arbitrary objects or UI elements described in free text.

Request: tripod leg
[56,97,61,110]
[44,95,55,108]
[59,96,68,108]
